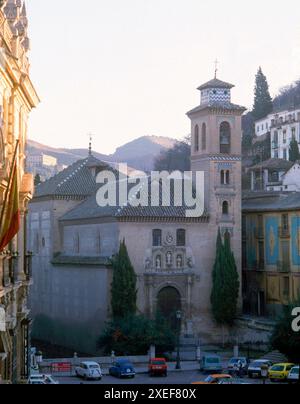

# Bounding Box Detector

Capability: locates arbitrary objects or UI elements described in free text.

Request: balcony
[277,261,291,273]
[279,226,290,238]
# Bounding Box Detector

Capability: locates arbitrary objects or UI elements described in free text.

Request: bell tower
[187,76,246,286]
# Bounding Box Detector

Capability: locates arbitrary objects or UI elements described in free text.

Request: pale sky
[26,0,300,154]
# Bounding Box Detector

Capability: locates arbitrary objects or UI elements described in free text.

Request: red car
[149,358,168,377]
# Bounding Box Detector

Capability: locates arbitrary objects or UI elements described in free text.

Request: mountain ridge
[26,135,178,172]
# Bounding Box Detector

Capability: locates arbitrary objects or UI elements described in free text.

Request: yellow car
[268,363,295,382]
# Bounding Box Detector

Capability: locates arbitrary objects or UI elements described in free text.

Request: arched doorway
[157,287,181,331]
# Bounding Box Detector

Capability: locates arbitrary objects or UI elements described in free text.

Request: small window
[177,229,186,247]
[222,201,229,216]
[194,125,199,152]
[221,170,230,185]
[153,229,162,247]
[201,123,207,150]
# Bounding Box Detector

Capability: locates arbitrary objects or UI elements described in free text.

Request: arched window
[222,201,229,216]
[74,233,80,254]
[177,229,186,247]
[220,122,231,154]
[201,123,207,151]
[194,125,199,152]
[221,170,230,185]
[153,229,162,247]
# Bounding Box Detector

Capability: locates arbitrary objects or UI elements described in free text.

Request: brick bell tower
[187,75,246,306]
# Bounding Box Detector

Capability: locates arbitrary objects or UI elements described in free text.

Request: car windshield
[90,365,100,369]
[271,366,284,372]
[206,358,220,364]
[204,376,214,383]
[291,368,299,374]
[251,361,265,367]
[152,361,165,365]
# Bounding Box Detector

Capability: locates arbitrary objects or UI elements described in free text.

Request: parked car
[200,355,223,373]
[109,359,136,379]
[248,360,273,379]
[75,361,102,381]
[192,374,232,385]
[149,358,168,377]
[27,374,59,385]
[287,366,300,383]
[227,357,249,374]
[269,363,295,382]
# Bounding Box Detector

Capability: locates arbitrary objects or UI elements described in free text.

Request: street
[56,370,267,385]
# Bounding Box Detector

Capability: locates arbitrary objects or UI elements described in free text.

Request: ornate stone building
[0,0,39,383]
[29,77,245,354]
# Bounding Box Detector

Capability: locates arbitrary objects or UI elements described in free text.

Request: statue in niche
[176,255,183,269]
[156,255,162,270]
[166,251,173,267]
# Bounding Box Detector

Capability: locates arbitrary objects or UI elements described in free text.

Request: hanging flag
[0,153,20,252]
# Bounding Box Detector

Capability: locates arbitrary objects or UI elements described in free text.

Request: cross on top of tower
[214,59,219,79]
[88,133,94,156]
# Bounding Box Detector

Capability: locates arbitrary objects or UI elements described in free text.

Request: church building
[29,76,246,354]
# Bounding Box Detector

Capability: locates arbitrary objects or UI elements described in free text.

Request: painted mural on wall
[292,216,300,266]
[265,217,279,266]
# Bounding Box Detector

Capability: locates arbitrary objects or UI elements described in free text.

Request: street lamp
[176,310,182,370]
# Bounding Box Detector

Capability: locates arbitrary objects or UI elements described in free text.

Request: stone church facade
[29,77,245,354]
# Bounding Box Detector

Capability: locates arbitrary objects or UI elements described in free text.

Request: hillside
[26,135,178,172]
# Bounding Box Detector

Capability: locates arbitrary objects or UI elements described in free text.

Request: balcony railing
[277,261,291,273]
[279,226,290,238]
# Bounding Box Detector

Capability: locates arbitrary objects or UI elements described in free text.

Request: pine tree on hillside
[211,230,240,327]
[111,240,137,320]
[289,138,300,162]
[252,67,273,120]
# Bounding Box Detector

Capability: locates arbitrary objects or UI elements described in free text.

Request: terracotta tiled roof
[34,155,109,199]
[60,178,209,222]
[248,158,293,172]
[197,78,235,91]
[242,191,300,212]
[187,101,246,116]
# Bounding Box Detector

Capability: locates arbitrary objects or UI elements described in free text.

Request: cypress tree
[289,138,300,162]
[252,67,273,120]
[211,230,240,327]
[111,239,137,320]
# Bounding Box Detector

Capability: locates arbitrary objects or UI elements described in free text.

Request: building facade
[29,77,245,354]
[255,108,300,161]
[0,1,39,383]
[242,192,300,318]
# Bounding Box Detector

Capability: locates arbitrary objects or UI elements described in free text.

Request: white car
[248,360,273,379]
[288,366,300,383]
[75,362,102,381]
[28,374,59,385]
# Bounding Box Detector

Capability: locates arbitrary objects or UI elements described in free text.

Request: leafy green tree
[270,298,300,383]
[289,138,300,162]
[252,67,273,120]
[154,137,191,172]
[111,240,137,320]
[98,314,175,356]
[211,230,240,327]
